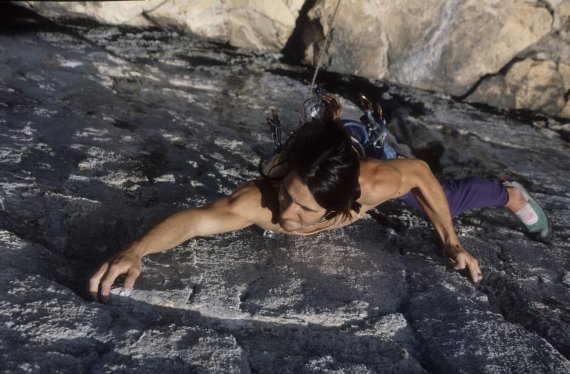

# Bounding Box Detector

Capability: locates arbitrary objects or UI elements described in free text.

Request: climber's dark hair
[268,118,361,221]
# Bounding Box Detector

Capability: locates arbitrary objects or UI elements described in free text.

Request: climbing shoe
[504,181,552,243]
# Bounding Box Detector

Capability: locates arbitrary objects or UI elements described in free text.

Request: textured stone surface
[468,59,568,116]
[145,0,305,51]
[304,0,392,79]
[562,102,570,118]
[20,0,304,52]
[560,63,570,91]
[17,0,158,26]
[505,59,566,115]
[1,5,569,373]
[17,0,570,118]
[305,0,552,93]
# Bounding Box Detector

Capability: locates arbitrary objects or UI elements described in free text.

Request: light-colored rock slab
[19,0,158,26]
[505,59,566,115]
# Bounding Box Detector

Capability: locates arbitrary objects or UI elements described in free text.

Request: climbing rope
[308,0,342,97]
[266,0,343,152]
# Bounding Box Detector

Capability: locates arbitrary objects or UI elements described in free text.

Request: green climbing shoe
[504,181,552,243]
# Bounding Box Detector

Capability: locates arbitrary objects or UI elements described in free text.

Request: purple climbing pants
[398,177,509,218]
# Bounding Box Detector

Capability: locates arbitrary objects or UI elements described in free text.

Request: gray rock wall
[1,4,569,372]
[18,0,570,118]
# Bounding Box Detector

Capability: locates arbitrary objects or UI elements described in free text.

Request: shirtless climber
[88,95,551,303]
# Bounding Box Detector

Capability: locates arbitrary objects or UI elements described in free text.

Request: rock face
[1,4,570,373]
[308,0,552,94]
[16,0,158,26]
[18,0,570,118]
[19,0,305,52]
[144,0,305,51]
[469,59,568,116]
[304,0,570,118]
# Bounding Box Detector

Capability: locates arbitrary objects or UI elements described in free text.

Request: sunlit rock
[18,0,158,26]
[17,0,570,117]
[20,0,305,52]
[506,59,567,115]
[468,59,568,117]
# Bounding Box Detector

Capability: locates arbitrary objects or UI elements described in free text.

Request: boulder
[18,0,157,26]
[464,75,515,110]
[304,0,392,79]
[138,0,228,42]
[506,59,567,115]
[16,0,570,118]
[19,0,304,52]
[468,59,567,117]
[544,0,570,30]
[304,0,551,97]
[144,0,305,51]
[439,1,551,95]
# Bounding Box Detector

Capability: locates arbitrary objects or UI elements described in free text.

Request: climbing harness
[343,94,397,160]
[267,89,398,160]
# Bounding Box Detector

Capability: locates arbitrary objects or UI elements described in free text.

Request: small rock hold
[562,272,570,288]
